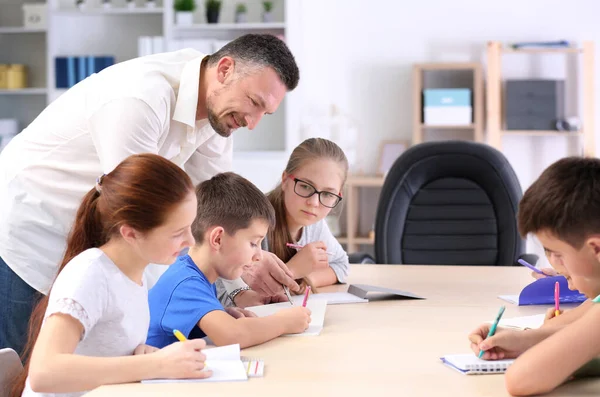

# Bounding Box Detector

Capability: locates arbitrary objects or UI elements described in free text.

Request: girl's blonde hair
[266,138,348,293]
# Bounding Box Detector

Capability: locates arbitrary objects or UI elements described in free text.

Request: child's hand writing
[155,339,212,379]
[543,307,564,324]
[468,324,535,360]
[133,344,159,355]
[532,267,558,280]
[275,306,312,334]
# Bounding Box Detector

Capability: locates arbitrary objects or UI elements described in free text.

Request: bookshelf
[412,62,484,144]
[341,175,385,253]
[0,0,48,136]
[486,41,595,157]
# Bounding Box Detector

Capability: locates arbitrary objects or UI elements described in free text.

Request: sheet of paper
[141,344,248,383]
[204,344,240,361]
[242,359,264,377]
[287,292,367,305]
[489,313,546,330]
[246,299,327,336]
[497,295,519,305]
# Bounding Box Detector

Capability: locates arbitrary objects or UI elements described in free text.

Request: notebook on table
[346,284,425,301]
[142,344,262,383]
[498,275,586,306]
[441,354,515,375]
[245,298,328,336]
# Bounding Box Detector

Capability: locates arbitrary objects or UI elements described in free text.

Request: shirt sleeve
[88,97,164,173]
[45,261,109,341]
[317,221,350,283]
[218,277,249,303]
[184,133,233,185]
[159,277,225,338]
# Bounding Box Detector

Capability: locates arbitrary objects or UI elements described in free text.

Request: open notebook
[245,298,327,336]
[142,344,262,383]
[441,354,515,375]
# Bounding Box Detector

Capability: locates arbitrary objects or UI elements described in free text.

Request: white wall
[286,0,600,262]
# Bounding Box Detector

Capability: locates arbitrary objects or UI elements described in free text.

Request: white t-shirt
[0,49,233,294]
[22,248,150,397]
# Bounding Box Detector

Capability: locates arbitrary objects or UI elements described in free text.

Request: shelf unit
[52,7,164,15]
[341,175,385,253]
[0,0,48,135]
[412,62,483,144]
[486,41,595,156]
[0,88,47,95]
[0,27,46,33]
[172,22,285,32]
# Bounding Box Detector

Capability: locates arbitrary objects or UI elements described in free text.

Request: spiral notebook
[441,354,515,375]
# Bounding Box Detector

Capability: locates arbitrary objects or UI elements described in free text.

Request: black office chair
[374,140,525,265]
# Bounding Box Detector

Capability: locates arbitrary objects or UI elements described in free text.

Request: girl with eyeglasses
[266,138,350,291]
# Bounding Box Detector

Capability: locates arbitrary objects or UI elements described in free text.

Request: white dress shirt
[0,49,232,294]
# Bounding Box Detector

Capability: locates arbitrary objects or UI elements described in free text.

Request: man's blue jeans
[0,256,41,356]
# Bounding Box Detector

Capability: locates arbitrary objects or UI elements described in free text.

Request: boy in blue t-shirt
[147,172,311,349]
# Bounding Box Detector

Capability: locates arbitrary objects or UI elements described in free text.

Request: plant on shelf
[205,0,221,24]
[126,0,135,10]
[174,0,195,25]
[262,1,273,22]
[102,0,111,9]
[234,2,247,23]
[75,0,86,10]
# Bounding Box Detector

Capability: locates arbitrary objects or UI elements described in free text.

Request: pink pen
[554,281,561,317]
[302,286,311,307]
[286,242,333,255]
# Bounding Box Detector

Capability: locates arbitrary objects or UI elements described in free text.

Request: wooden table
[85,265,600,397]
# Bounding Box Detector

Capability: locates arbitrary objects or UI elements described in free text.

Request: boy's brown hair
[192,172,276,243]
[518,156,600,248]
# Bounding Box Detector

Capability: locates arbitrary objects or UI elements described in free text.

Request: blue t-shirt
[146,255,224,348]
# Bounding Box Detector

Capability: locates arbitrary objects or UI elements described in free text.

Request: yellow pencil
[173,329,208,369]
[173,329,187,341]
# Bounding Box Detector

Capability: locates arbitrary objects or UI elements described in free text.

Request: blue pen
[479,305,506,359]
[518,259,544,275]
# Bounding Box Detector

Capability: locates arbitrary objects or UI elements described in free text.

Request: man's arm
[88,98,163,172]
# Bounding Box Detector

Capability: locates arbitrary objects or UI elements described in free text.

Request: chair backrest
[374,141,524,265]
[0,348,22,397]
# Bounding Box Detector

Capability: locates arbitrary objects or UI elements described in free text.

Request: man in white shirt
[0,34,299,355]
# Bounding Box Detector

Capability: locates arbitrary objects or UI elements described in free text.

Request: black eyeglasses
[288,175,342,208]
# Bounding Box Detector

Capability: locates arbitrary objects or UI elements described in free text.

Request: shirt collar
[172,55,207,128]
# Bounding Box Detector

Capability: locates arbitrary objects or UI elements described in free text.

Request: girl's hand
[154,339,212,380]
